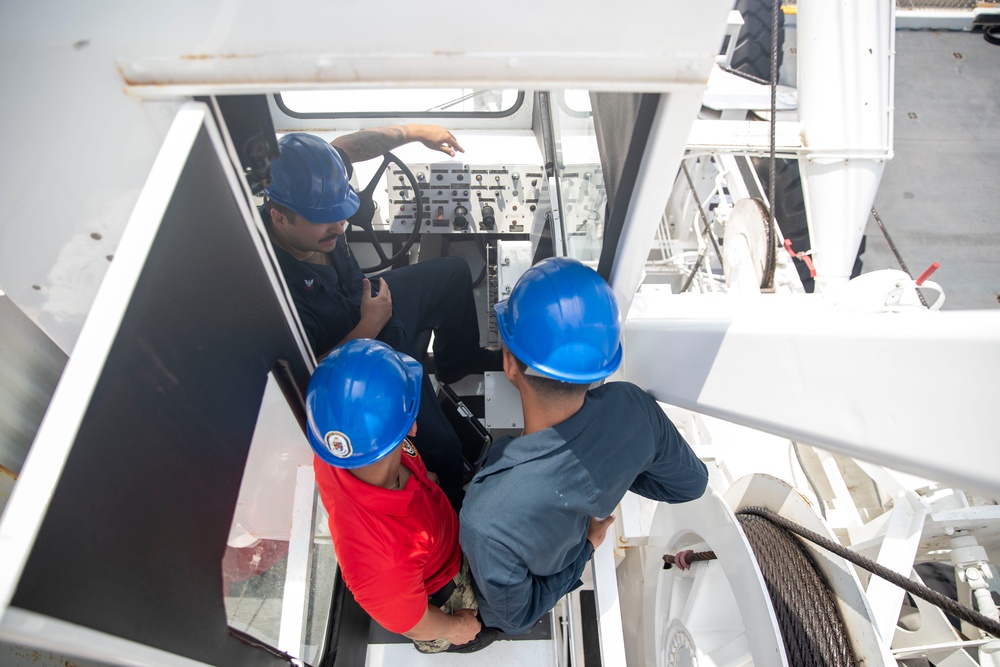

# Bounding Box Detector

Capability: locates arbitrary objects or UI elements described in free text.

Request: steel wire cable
[679,162,725,293]
[739,506,1000,638]
[737,512,857,666]
[662,519,857,665]
[762,0,780,290]
[662,550,719,568]
[719,65,771,86]
[661,505,1000,661]
[870,207,929,308]
[681,162,725,269]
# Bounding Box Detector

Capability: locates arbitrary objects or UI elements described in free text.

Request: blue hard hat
[263,133,361,223]
[494,257,622,383]
[305,339,422,469]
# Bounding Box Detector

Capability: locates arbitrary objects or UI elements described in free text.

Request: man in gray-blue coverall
[459,257,708,634]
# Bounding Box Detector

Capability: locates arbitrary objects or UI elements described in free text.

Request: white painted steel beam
[609,89,707,319]
[0,106,210,615]
[687,119,804,157]
[0,609,215,667]
[865,492,928,645]
[891,573,983,667]
[622,296,1000,496]
[592,530,628,666]
[109,0,733,94]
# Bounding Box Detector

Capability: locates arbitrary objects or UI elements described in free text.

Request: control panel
[386,162,550,235]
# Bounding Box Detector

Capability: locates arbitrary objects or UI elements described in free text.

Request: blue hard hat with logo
[306,339,422,469]
[263,133,361,223]
[494,257,622,384]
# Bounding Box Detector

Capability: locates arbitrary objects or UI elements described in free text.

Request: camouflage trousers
[413,556,477,653]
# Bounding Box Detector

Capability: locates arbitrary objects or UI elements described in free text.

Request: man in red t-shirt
[306,339,496,653]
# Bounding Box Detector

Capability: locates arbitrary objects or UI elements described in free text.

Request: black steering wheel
[348,151,425,273]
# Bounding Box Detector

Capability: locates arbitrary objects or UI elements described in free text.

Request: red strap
[784,238,817,278]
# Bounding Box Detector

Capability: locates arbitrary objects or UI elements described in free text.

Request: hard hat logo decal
[305,340,423,469]
[324,431,352,458]
[402,440,418,458]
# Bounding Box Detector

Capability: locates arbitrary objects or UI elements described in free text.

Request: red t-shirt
[314,442,461,633]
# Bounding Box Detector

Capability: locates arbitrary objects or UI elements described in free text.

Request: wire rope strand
[870,206,929,307]
[736,512,858,666]
[681,162,725,269]
[661,550,717,569]
[739,506,1000,638]
[762,0,780,289]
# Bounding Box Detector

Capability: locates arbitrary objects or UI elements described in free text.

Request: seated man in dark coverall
[262,128,500,509]
[459,257,709,634]
[306,339,497,654]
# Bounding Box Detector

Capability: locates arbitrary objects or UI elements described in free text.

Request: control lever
[454,205,469,230]
[480,204,496,230]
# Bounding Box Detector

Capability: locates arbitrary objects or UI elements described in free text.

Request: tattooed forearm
[331,127,408,163]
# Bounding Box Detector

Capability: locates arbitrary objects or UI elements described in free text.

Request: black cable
[680,247,709,294]
[738,511,857,666]
[870,206,929,308]
[719,64,771,87]
[739,506,1000,639]
[762,0,779,290]
[681,162,725,269]
[662,505,1000,645]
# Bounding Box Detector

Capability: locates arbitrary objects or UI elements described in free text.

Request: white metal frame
[1,609,215,667]
[277,465,319,658]
[0,103,314,664]
[592,534,628,666]
[0,106,218,618]
[623,301,1000,497]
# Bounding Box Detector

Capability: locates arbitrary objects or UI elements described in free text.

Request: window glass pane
[279,88,521,115]
[552,90,606,262]
[560,89,593,115]
[224,373,336,664]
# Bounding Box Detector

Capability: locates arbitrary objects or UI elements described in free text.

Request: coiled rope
[663,505,1000,661]
[737,510,857,666]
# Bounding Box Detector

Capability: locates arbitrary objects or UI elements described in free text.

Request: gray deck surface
[867,29,1000,310]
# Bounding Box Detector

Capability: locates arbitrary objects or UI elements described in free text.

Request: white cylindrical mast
[797,0,895,291]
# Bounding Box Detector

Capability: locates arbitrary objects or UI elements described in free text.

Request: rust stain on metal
[117,52,264,86]
[1,463,16,481]
[794,488,816,507]
[115,61,142,87]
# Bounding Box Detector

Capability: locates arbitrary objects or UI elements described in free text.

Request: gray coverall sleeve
[628,391,709,503]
